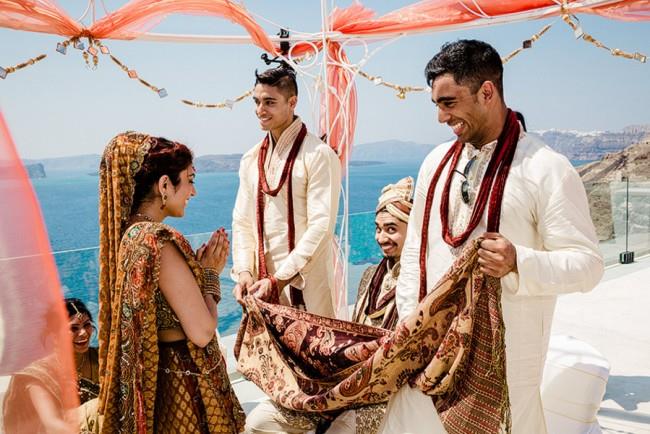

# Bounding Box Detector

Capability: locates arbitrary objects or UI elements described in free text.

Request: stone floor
[552,253,650,433]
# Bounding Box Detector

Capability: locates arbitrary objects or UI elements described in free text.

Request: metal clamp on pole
[260,29,291,68]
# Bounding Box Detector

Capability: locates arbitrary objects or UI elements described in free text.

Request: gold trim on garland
[356,68,428,99]
[355,23,556,99]
[561,9,646,63]
[55,36,169,97]
[108,52,168,98]
[502,23,553,64]
[0,54,47,80]
[2,15,645,105]
[181,89,254,109]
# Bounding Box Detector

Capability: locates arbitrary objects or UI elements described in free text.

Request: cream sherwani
[379,130,604,434]
[231,117,341,318]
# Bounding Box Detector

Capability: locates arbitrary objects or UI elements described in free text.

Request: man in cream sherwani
[232,65,341,433]
[232,65,341,318]
[379,40,604,434]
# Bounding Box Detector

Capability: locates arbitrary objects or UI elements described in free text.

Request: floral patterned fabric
[97,131,151,412]
[235,239,510,434]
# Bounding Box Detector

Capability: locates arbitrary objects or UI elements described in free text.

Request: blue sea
[32,163,420,337]
[32,158,590,337]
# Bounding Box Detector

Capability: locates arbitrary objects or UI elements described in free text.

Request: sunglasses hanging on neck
[453,156,477,204]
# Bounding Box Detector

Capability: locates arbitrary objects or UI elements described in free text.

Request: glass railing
[53,180,650,340]
[585,180,650,265]
[55,212,384,339]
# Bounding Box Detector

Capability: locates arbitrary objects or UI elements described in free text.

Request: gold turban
[376,176,414,223]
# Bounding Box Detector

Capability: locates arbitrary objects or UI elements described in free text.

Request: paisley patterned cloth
[235,239,511,434]
[97,132,245,433]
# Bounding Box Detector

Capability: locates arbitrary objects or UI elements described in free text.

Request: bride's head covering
[97,131,152,402]
[97,132,195,410]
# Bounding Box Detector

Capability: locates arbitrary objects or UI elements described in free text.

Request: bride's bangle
[202,267,221,304]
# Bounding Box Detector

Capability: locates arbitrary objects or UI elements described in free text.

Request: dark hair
[131,137,193,212]
[64,297,93,323]
[424,39,504,98]
[254,66,298,98]
[515,111,527,131]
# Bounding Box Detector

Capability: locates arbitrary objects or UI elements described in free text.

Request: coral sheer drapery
[2,1,648,162]
[0,113,78,431]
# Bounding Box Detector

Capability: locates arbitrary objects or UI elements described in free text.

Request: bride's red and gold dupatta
[235,240,510,434]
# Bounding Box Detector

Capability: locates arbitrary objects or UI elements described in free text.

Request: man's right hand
[233,271,254,306]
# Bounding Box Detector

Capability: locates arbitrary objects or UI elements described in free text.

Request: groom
[381,39,604,434]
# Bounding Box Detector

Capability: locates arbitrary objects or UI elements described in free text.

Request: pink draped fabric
[88,0,276,51]
[0,0,275,52]
[1,0,648,163]
[0,113,78,431]
[586,1,650,21]
[3,0,648,40]
[0,0,81,36]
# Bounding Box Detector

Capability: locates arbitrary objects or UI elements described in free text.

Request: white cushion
[541,335,610,433]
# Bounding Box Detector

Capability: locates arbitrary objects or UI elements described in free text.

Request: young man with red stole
[232,63,342,434]
[231,65,341,317]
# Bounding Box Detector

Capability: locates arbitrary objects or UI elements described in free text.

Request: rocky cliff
[535,125,650,161]
[194,154,242,172]
[578,133,650,241]
[25,163,46,178]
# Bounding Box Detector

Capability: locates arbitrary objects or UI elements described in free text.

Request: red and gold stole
[354,258,399,330]
[419,108,520,300]
[256,123,308,307]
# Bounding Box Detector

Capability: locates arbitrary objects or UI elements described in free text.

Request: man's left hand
[478,232,517,278]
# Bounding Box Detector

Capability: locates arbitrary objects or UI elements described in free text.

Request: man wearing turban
[352,176,414,331]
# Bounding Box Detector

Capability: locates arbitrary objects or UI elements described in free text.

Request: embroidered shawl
[235,240,510,434]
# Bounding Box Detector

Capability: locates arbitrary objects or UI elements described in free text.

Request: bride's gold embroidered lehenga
[96,132,245,434]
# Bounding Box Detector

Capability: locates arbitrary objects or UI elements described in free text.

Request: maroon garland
[256,123,308,307]
[418,109,520,301]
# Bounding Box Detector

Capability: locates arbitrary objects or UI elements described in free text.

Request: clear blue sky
[1,0,649,159]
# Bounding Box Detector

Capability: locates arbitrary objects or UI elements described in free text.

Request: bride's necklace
[132,212,156,223]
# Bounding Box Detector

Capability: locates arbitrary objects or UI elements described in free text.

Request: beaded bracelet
[202,267,221,304]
